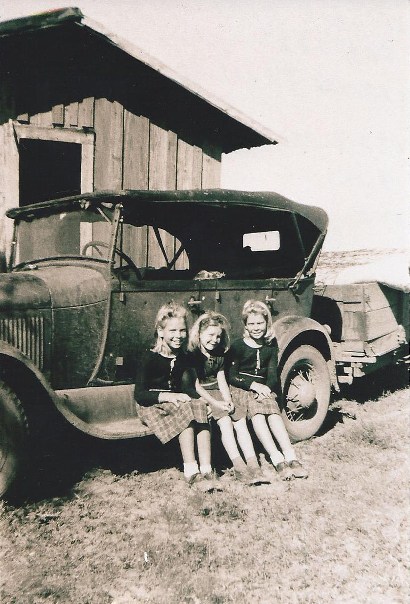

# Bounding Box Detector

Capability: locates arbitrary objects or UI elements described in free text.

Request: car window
[117,223,190,279]
[118,202,318,280]
[243,230,280,251]
[14,205,113,266]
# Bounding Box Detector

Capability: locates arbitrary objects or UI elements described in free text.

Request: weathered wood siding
[0,97,221,259]
[12,98,221,190]
[0,121,19,258]
[94,98,123,190]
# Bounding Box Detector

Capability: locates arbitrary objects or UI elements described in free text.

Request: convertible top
[7,189,328,233]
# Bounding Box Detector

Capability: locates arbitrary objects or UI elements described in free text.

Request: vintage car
[0,189,335,498]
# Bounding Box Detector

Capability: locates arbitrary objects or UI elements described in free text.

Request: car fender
[273,315,338,389]
[0,340,57,402]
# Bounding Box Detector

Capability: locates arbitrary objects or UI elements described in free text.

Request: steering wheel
[82,240,142,280]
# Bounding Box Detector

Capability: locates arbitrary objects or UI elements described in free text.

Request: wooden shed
[0,7,279,258]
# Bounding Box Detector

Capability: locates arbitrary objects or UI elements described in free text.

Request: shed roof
[0,7,281,152]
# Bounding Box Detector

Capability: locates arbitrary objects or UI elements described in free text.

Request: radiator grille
[0,316,44,369]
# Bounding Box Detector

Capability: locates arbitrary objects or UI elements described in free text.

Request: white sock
[183,462,199,478]
[270,452,285,466]
[200,464,212,475]
[283,447,297,463]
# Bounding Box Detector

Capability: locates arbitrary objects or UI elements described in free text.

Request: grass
[316,247,408,284]
[1,248,408,603]
[0,382,409,604]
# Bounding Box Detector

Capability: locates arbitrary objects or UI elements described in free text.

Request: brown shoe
[287,460,308,479]
[233,467,261,486]
[248,465,271,484]
[274,462,294,481]
[199,472,224,492]
[185,472,202,486]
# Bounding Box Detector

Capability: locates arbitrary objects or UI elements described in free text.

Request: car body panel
[1,189,331,438]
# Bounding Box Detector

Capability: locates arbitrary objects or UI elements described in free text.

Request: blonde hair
[152,301,188,354]
[242,299,275,343]
[188,311,230,353]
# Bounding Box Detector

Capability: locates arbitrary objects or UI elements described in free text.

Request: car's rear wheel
[280,345,331,442]
[0,382,29,499]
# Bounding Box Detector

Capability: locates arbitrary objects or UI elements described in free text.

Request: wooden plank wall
[0,97,221,262]
[0,121,19,260]
[13,97,221,192]
[148,123,177,267]
[0,123,9,256]
[122,110,149,267]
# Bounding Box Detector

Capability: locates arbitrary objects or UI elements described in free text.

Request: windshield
[13,205,114,267]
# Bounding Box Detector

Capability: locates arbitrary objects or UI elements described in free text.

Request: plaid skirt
[230,386,281,419]
[136,398,208,444]
[206,389,247,422]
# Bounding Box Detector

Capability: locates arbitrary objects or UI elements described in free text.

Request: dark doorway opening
[19,139,82,206]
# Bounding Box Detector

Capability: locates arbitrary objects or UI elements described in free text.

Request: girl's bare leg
[251,413,285,466]
[232,417,258,461]
[178,424,198,478]
[196,424,212,473]
[216,416,247,472]
[217,416,241,460]
[267,414,296,462]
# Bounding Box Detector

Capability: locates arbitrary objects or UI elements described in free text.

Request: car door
[106,223,202,382]
[209,277,277,341]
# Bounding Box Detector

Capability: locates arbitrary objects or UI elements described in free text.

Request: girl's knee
[233,417,247,431]
[181,423,192,433]
[232,417,248,433]
[196,422,211,434]
[217,415,230,425]
[252,413,267,424]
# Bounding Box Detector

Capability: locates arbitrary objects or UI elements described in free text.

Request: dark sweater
[227,338,279,394]
[187,349,225,390]
[134,350,196,406]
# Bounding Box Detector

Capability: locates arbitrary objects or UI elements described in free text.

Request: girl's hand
[159,392,191,407]
[212,399,233,413]
[250,382,272,398]
[225,400,235,413]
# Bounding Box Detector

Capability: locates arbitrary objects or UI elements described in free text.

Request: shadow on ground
[314,365,409,439]
[8,365,407,506]
[10,419,232,506]
[333,365,408,404]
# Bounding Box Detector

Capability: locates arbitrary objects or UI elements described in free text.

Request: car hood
[0,265,109,311]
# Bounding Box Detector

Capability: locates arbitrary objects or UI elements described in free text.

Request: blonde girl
[134,302,218,489]
[188,311,268,485]
[228,300,308,480]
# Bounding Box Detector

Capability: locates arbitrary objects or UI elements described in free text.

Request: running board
[54,384,153,439]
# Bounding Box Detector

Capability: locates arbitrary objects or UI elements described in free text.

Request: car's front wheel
[280,345,331,442]
[0,382,29,499]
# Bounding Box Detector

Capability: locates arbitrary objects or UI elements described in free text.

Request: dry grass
[1,247,408,603]
[1,383,408,604]
[316,247,408,283]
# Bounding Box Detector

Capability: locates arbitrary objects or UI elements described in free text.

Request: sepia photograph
[0,1,408,602]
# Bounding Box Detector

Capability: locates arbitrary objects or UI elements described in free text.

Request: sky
[1,0,409,251]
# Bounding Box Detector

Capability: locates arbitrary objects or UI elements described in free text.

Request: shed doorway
[19,139,81,206]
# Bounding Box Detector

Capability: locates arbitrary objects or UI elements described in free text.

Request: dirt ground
[0,368,408,604]
[0,248,408,603]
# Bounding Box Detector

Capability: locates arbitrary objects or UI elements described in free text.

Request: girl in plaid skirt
[227,300,308,480]
[134,302,217,488]
[188,311,269,485]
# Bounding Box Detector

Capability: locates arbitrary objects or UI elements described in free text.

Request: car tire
[0,381,29,500]
[280,345,331,442]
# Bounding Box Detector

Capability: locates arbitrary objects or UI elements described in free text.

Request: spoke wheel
[280,345,331,442]
[0,382,29,499]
